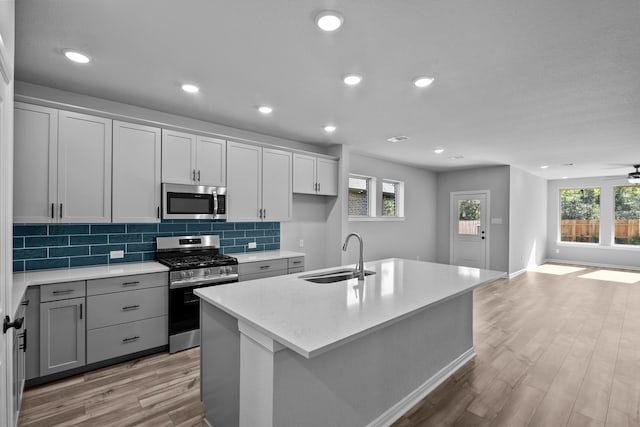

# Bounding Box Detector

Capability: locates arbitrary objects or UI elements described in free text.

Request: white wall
[344,153,437,265]
[547,176,640,269]
[436,166,510,272]
[508,167,547,275]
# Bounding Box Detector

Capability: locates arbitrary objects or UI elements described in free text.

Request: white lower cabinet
[87,317,167,364]
[238,256,305,281]
[39,296,86,376]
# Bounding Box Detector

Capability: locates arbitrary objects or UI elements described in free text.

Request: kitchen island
[195,258,505,427]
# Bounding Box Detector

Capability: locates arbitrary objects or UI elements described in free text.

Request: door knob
[3,315,24,334]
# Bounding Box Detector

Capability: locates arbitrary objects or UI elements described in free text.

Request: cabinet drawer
[288,257,305,269]
[288,267,305,274]
[87,316,168,364]
[40,281,86,302]
[87,272,168,296]
[87,286,167,330]
[238,259,287,276]
[240,269,289,282]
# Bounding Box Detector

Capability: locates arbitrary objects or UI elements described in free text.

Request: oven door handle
[169,275,239,289]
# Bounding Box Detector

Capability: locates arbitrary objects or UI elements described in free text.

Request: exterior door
[450,191,489,269]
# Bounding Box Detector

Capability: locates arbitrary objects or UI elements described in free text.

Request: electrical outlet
[110,250,124,259]
[555,248,560,254]
[248,242,257,249]
[299,239,304,248]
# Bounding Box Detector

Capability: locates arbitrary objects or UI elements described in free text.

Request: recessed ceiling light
[324,125,337,133]
[258,106,273,114]
[448,155,464,160]
[413,76,435,88]
[563,163,574,166]
[387,136,409,143]
[63,49,91,64]
[315,11,344,32]
[434,148,445,154]
[181,84,199,94]
[540,165,549,169]
[343,74,362,86]
[562,176,569,179]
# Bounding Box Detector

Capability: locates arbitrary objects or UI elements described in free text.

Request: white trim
[348,217,405,222]
[509,268,528,278]
[0,34,12,84]
[544,258,640,272]
[238,321,285,353]
[367,348,476,427]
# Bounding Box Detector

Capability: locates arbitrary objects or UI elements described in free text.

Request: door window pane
[458,199,481,235]
[614,186,640,245]
[348,176,371,216]
[560,188,600,243]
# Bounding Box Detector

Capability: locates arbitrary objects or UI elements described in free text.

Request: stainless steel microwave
[162,183,226,220]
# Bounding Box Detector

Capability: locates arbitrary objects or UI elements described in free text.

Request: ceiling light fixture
[413,76,435,88]
[63,49,91,64]
[628,165,640,184]
[448,155,464,160]
[324,125,337,133]
[387,136,409,143]
[562,176,569,179]
[315,11,344,32]
[343,74,362,86]
[181,84,199,93]
[434,148,445,154]
[258,106,273,114]
[540,165,549,169]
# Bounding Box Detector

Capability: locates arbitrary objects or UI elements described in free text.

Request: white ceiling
[14,0,640,179]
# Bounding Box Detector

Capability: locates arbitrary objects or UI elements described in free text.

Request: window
[458,199,481,235]
[382,180,404,217]
[560,188,600,243]
[348,175,374,217]
[614,186,640,246]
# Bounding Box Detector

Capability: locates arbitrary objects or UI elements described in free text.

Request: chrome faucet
[342,232,365,280]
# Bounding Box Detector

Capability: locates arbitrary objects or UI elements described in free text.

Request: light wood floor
[19,264,640,426]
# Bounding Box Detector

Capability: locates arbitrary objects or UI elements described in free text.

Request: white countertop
[195,258,505,358]
[233,250,305,263]
[11,262,168,314]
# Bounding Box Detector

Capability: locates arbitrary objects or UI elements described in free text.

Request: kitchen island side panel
[201,301,240,426]
[271,291,473,427]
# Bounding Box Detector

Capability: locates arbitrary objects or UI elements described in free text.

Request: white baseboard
[544,258,640,271]
[368,348,476,427]
[508,268,527,279]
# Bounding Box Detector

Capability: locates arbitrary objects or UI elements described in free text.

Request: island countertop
[195,258,505,358]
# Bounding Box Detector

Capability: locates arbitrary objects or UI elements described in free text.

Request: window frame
[381,179,405,218]
[558,187,601,245]
[612,185,640,247]
[348,174,376,218]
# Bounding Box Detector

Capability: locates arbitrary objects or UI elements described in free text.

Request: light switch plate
[110,250,124,259]
[248,242,257,249]
[491,218,503,225]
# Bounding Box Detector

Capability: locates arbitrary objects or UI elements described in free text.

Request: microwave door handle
[213,192,218,215]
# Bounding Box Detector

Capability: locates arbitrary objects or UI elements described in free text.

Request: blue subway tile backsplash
[13,220,280,272]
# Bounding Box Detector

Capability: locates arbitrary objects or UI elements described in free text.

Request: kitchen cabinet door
[39,297,86,376]
[161,129,196,184]
[292,153,317,194]
[316,158,338,196]
[13,103,58,223]
[227,142,262,221]
[262,148,292,221]
[112,121,161,222]
[196,136,226,186]
[57,111,112,223]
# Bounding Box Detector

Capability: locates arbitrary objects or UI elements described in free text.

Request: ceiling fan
[627,165,640,184]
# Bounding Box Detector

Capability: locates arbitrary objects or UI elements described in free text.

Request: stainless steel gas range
[155,235,238,353]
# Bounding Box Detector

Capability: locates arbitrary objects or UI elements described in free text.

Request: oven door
[169,280,236,339]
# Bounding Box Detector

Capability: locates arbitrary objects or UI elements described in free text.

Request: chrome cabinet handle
[318,183,320,192]
[260,265,271,270]
[263,209,266,219]
[122,305,140,311]
[292,260,302,265]
[122,336,140,343]
[258,208,263,219]
[59,203,63,218]
[197,170,201,182]
[79,303,83,320]
[157,206,160,219]
[51,203,55,219]
[52,289,74,294]
[192,169,196,181]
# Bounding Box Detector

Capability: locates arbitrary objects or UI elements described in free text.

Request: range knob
[204,269,211,276]
[218,267,225,275]
[226,266,233,274]
[180,271,187,279]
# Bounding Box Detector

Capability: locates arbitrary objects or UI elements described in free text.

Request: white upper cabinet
[14,104,112,223]
[262,148,292,221]
[57,111,112,223]
[112,121,161,223]
[161,129,226,186]
[292,153,338,196]
[196,136,226,186]
[14,103,58,223]
[227,142,292,221]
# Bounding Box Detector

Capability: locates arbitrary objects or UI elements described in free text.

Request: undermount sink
[300,268,375,284]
